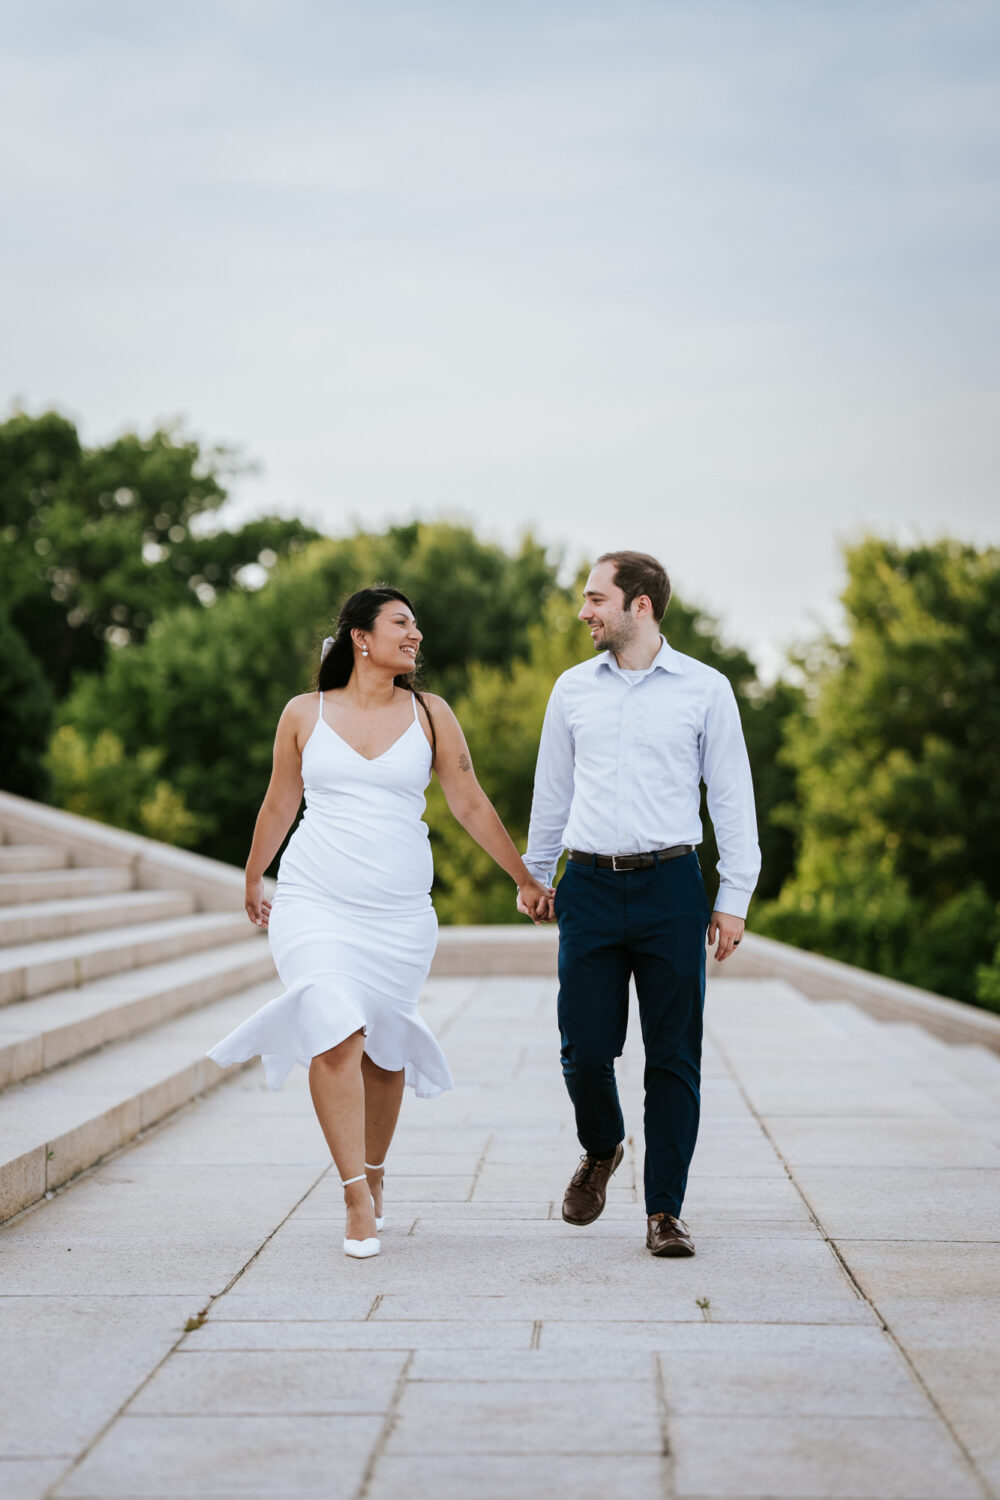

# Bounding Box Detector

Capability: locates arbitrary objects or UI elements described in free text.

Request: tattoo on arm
[458,752,471,772]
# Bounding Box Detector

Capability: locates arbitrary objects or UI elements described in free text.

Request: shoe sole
[647,1240,696,1257]
[561,1145,625,1226]
[562,1207,602,1225]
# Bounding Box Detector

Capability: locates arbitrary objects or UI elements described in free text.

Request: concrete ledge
[431,925,1000,1057]
[720,931,1000,1057]
[431,925,559,977]
[0,791,254,913]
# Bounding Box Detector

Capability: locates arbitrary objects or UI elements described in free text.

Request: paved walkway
[2,974,998,1499]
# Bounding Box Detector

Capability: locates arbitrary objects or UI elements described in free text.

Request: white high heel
[366,1161,386,1231]
[342,1174,380,1259]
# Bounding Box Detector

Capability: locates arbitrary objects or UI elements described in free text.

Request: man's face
[578,561,637,655]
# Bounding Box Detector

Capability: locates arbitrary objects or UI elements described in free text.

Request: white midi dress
[207,691,453,1098]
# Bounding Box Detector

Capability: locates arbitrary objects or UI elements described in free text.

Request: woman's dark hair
[317,585,436,762]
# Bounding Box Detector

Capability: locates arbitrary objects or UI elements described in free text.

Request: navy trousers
[554,851,709,1218]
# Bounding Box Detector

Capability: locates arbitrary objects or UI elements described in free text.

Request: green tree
[757,538,1000,1006]
[51,513,790,925]
[0,408,318,698]
[427,591,588,923]
[57,523,564,866]
[742,677,804,902]
[0,604,56,799]
[45,726,205,846]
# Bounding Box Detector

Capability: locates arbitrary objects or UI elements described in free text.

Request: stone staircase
[0,801,276,1225]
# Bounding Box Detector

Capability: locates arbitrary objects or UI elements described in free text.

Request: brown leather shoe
[561,1143,624,1225]
[646,1213,695,1257]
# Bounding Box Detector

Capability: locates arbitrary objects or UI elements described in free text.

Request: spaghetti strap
[318,691,324,721]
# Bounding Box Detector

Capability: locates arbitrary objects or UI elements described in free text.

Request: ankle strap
[341,1174,367,1187]
[364,1161,385,1170]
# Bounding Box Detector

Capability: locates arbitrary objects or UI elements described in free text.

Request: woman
[208,585,552,1259]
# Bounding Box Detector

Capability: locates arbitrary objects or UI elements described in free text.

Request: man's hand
[516,879,556,924]
[708,910,744,962]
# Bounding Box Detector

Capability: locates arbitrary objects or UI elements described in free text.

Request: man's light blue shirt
[524,636,761,919]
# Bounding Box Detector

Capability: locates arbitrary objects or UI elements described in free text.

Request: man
[518,551,759,1257]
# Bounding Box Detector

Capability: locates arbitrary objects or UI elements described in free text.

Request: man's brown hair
[597,551,671,621]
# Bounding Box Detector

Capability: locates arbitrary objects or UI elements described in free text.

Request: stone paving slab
[129,1349,409,1416]
[790,1165,1000,1240]
[57,1414,385,1498]
[0,1295,199,1458]
[364,1455,665,1500]
[0,1462,74,1500]
[763,1115,1000,1168]
[1,973,997,1499]
[188,1318,537,1351]
[668,1416,981,1499]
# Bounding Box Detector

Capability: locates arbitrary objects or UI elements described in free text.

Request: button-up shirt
[524,636,761,918]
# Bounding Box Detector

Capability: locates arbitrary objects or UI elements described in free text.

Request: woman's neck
[341,668,400,710]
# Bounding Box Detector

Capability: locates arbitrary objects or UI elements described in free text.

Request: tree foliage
[0,604,55,799]
[58,522,565,867]
[0,408,318,695]
[45,726,205,846]
[756,538,1000,1007]
[53,528,782,918]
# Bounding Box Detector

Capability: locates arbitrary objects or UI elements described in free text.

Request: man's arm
[701,675,761,958]
[522,678,575,892]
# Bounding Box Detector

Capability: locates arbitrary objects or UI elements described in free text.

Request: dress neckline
[316,714,420,764]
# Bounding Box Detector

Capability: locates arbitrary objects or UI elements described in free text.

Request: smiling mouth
[400,646,417,658]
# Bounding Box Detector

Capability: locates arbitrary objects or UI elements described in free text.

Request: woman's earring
[362,644,369,657]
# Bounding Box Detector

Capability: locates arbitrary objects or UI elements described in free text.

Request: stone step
[0,937,274,1089]
[0,866,134,907]
[0,981,276,1223]
[0,889,195,948]
[0,911,253,1008]
[0,843,71,873]
[820,999,1000,1119]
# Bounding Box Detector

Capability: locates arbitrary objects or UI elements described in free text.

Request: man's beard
[592,612,637,655]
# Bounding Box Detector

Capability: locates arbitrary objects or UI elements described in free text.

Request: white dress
[207,691,453,1098]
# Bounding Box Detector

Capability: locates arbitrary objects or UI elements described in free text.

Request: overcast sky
[3,0,997,676]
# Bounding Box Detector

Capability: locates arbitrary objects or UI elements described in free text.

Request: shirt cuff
[524,858,557,887]
[713,884,752,921]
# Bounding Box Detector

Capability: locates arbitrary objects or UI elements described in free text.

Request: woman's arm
[245,699,308,926]
[421,695,553,922]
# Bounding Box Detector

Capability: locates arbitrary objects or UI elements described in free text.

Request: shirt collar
[596,635,685,679]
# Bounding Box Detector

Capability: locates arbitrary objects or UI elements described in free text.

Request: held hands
[708,910,744,962]
[245,877,272,929]
[516,877,556,924]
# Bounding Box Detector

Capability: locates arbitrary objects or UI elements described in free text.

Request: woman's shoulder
[414,690,452,714]
[413,690,458,726]
[279,691,321,726]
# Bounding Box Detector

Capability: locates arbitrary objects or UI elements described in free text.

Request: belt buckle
[611,854,628,871]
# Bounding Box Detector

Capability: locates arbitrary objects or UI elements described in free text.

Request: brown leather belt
[566,845,695,871]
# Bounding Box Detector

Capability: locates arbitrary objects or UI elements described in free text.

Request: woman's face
[362,601,422,674]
